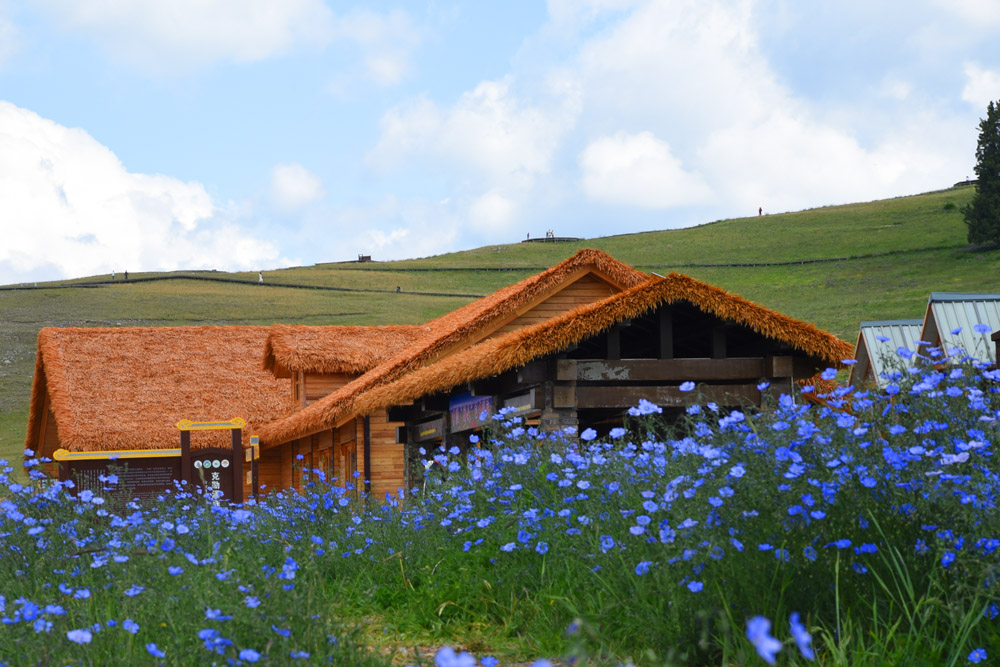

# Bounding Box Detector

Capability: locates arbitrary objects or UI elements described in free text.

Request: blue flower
[635,561,653,576]
[239,648,261,663]
[789,612,814,660]
[66,629,92,644]
[434,645,477,667]
[687,581,703,593]
[941,551,955,568]
[969,648,988,663]
[146,643,166,658]
[535,542,549,555]
[168,565,184,576]
[973,323,991,335]
[123,619,139,634]
[679,381,695,392]
[746,617,782,665]
[580,428,597,441]
[205,608,233,621]
[124,585,145,597]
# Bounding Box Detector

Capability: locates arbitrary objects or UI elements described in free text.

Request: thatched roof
[352,274,855,416]
[257,260,852,446]
[263,324,429,377]
[27,326,288,455]
[257,249,649,445]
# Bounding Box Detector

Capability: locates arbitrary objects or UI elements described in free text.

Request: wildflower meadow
[3,343,1000,665]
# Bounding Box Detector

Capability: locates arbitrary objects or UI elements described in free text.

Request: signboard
[53,449,182,503]
[408,417,444,443]
[449,392,494,433]
[502,389,542,418]
[54,419,257,504]
[190,448,235,499]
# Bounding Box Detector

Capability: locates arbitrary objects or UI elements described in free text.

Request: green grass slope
[2,185,996,465]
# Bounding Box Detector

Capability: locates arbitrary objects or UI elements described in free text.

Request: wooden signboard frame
[177,418,247,504]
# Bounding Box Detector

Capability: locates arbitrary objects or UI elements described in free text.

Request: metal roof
[851,320,924,387]
[923,293,1000,364]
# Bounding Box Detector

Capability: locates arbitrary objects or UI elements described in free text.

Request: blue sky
[1,0,998,284]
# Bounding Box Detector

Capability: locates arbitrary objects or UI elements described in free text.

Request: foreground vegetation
[3,342,999,665]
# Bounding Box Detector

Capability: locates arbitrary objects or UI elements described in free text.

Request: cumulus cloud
[269,163,324,210]
[37,0,334,71]
[330,9,422,86]
[0,101,283,284]
[961,62,1000,110]
[580,131,711,208]
[371,77,575,179]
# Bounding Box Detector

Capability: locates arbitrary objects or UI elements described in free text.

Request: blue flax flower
[789,612,814,660]
[434,645,477,667]
[746,617,781,664]
[969,648,988,663]
[146,643,166,658]
[66,628,92,644]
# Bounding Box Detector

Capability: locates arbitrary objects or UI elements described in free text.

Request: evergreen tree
[964,100,1000,245]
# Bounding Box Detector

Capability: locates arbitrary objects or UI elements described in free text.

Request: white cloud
[371,77,575,179]
[929,0,1000,28]
[961,62,1000,110]
[331,10,422,86]
[468,190,517,230]
[0,101,284,284]
[37,0,334,71]
[580,131,711,208]
[269,163,324,210]
[0,11,17,67]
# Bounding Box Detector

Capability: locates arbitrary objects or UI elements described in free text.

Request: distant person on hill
[124,270,128,281]
[758,207,762,216]
[112,270,115,281]
[396,286,401,293]
[258,272,263,283]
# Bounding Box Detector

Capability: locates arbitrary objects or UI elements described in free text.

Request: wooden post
[180,430,191,485]
[607,325,621,361]
[363,416,371,497]
[659,307,673,359]
[231,428,243,504]
[712,325,726,359]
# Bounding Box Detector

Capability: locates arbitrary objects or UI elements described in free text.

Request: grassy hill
[3,184,997,465]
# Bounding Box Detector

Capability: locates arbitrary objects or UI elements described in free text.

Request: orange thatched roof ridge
[263,324,429,377]
[353,274,855,416]
[257,264,853,447]
[27,326,288,455]
[257,249,650,446]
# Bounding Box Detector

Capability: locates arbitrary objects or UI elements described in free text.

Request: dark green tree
[964,100,1000,245]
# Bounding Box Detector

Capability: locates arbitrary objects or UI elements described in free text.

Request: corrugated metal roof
[851,320,924,387]
[923,293,1000,364]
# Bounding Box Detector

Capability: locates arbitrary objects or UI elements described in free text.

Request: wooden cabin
[26,250,853,500]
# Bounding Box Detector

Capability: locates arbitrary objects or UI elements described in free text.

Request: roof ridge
[257,249,648,445]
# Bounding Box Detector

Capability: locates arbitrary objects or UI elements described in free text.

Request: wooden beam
[560,357,766,382]
[553,384,576,408]
[576,384,761,409]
